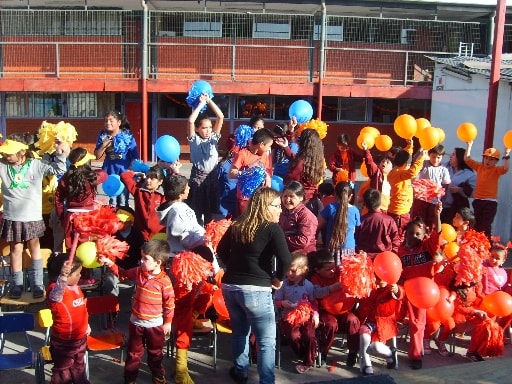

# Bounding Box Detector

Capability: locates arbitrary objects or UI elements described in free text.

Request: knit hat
[483,148,500,159]
[0,139,28,155]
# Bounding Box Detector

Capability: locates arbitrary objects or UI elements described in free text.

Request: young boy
[328,133,363,184]
[187,93,224,226]
[100,240,174,384]
[229,128,275,216]
[452,206,475,239]
[411,144,451,230]
[464,141,510,238]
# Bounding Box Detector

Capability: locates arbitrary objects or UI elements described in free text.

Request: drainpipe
[141,0,149,161]
[485,0,506,149]
[317,0,326,120]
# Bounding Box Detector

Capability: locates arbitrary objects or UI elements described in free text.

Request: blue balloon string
[238,165,266,199]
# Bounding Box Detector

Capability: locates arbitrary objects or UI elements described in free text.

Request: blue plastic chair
[0,312,35,371]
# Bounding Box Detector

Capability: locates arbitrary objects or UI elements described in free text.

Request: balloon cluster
[393,115,446,150]
[186,80,214,112]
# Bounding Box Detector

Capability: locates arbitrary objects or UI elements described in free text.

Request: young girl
[397,206,442,370]
[187,93,224,225]
[481,245,508,295]
[0,134,69,299]
[120,165,166,241]
[54,147,101,250]
[94,110,139,207]
[274,252,319,374]
[356,279,402,376]
[47,253,90,384]
[278,181,318,254]
[318,181,360,262]
[328,133,363,184]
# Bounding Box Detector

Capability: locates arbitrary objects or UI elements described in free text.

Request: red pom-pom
[412,179,445,201]
[284,301,313,326]
[205,218,232,252]
[171,251,213,292]
[454,244,482,286]
[340,252,376,298]
[96,235,129,261]
[470,317,504,357]
[459,229,491,260]
[73,206,124,237]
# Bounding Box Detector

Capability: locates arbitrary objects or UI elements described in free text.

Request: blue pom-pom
[238,165,266,199]
[132,159,151,173]
[234,124,253,148]
[186,80,214,112]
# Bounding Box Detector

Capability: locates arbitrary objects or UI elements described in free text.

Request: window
[340,98,368,122]
[253,15,290,39]
[183,14,222,38]
[158,93,229,119]
[236,96,273,119]
[321,97,339,121]
[399,99,430,118]
[314,24,343,42]
[1,11,61,36]
[372,99,398,123]
[68,93,116,117]
[64,11,121,36]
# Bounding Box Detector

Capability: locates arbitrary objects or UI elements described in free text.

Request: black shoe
[9,285,23,299]
[346,352,357,367]
[229,367,248,384]
[410,359,422,370]
[33,285,45,299]
[387,347,398,369]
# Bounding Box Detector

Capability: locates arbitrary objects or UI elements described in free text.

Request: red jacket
[283,146,319,202]
[397,231,440,281]
[278,203,318,253]
[48,282,88,340]
[328,147,363,182]
[121,170,166,241]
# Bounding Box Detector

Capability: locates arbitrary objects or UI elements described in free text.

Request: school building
[1,0,512,160]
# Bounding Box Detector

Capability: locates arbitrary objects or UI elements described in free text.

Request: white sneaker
[423,339,432,355]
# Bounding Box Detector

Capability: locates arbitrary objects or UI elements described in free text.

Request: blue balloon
[289,100,313,124]
[102,174,125,197]
[155,135,180,163]
[271,175,284,192]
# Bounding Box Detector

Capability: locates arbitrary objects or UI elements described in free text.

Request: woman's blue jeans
[222,286,276,384]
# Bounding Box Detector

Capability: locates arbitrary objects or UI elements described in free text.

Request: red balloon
[482,291,512,317]
[373,251,403,284]
[322,290,356,315]
[426,286,454,322]
[404,277,440,309]
[213,288,229,320]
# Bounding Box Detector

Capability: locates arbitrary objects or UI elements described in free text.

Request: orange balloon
[374,135,393,152]
[415,118,431,138]
[322,290,357,315]
[503,130,512,149]
[427,286,454,322]
[441,223,457,243]
[482,291,512,317]
[360,126,380,139]
[443,242,460,260]
[357,133,375,150]
[213,288,229,319]
[373,251,402,284]
[360,162,368,178]
[419,126,440,150]
[404,277,440,309]
[394,114,417,139]
[457,122,478,142]
[436,128,446,143]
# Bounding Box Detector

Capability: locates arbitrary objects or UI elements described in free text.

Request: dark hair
[393,149,410,167]
[291,129,324,185]
[329,181,354,254]
[251,128,274,145]
[405,216,427,233]
[363,188,381,211]
[457,207,475,228]
[194,112,211,128]
[162,174,189,201]
[337,133,350,146]
[249,116,264,129]
[453,147,472,171]
[104,110,131,131]
[283,180,305,200]
[388,146,402,156]
[47,253,83,284]
[141,239,170,266]
[65,147,98,198]
[318,182,334,197]
[309,248,335,271]
[428,144,445,156]
[146,164,165,181]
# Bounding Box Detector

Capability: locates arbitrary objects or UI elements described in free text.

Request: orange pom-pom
[295,119,328,139]
[470,317,504,357]
[412,179,445,201]
[454,244,482,286]
[171,251,213,292]
[340,252,376,298]
[205,218,232,252]
[284,301,313,326]
[96,235,129,261]
[73,206,123,237]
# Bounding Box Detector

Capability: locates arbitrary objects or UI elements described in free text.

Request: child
[397,204,442,370]
[274,252,320,374]
[0,134,69,299]
[361,141,393,212]
[278,181,318,254]
[452,207,475,240]
[464,141,510,238]
[54,147,100,250]
[100,239,174,384]
[481,244,508,295]
[309,249,360,368]
[411,144,451,230]
[328,133,363,184]
[355,188,400,259]
[187,93,224,226]
[120,165,166,241]
[229,128,274,216]
[47,253,90,384]
[356,279,402,376]
[94,110,139,207]
[318,181,360,261]
[387,148,427,239]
